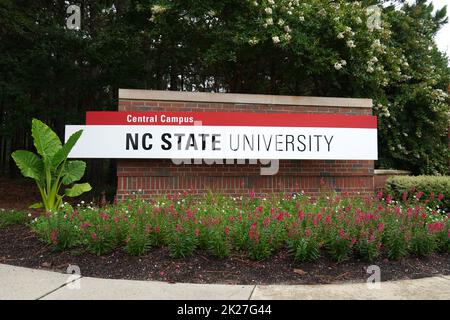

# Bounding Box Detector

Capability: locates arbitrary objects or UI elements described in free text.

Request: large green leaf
[31,118,62,162]
[29,202,44,209]
[52,129,83,168]
[65,183,92,197]
[11,150,43,181]
[61,160,86,185]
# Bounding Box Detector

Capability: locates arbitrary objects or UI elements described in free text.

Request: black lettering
[142,133,153,150]
[212,134,221,151]
[285,135,294,151]
[297,135,306,152]
[126,133,138,150]
[325,135,334,152]
[161,133,172,150]
[314,135,322,152]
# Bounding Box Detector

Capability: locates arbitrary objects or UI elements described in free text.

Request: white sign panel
[65,125,377,160]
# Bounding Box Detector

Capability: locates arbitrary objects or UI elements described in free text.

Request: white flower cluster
[334,59,347,71]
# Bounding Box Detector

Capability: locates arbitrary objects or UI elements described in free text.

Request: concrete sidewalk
[0,264,449,300]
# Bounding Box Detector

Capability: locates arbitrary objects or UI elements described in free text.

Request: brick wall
[116,90,374,199]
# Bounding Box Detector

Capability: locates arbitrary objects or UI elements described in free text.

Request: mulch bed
[1,177,449,285]
[0,224,448,285]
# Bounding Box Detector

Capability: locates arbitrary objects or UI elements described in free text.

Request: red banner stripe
[86,111,377,129]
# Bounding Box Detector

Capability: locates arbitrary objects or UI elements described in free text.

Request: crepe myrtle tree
[11,119,91,211]
[143,0,449,174]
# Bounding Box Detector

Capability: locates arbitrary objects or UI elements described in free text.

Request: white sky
[430,0,450,57]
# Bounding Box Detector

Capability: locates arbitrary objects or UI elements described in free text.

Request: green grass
[0,209,29,228]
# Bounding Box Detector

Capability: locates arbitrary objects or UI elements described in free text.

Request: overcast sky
[417,0,450,58]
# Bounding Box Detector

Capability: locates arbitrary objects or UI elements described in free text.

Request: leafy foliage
[385,175,450,210]
[30,190,450,261]
[0,209,29,228]
[11,119,91,211]
[1,0,449,179]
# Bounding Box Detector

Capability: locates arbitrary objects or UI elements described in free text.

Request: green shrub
[0,209,29,228]
[385,175,450,210]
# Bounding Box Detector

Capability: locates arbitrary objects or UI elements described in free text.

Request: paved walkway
[0,264,449,300]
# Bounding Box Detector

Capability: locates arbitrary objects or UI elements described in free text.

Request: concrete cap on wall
[119,89,373,108]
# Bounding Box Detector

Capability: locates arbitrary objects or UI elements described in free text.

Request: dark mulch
[0,224,449,285]
[0,177,40,210]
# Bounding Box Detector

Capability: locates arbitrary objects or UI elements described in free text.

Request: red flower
[402,192,408,202]
[339,228,347,239]
[415,192,423,200]
[225,227,230,236]
[102,212,110,221]
[438,194,444,201]
[377,223,385,233]
[194,229,199,237]
[175,224,182,232]
[145,225,151,235]
[80,222,91,230]
[91,232,97,241]
[50,229,58,244]
[297,210,304,220]
[263,217,270,227]
[154,226,160,234]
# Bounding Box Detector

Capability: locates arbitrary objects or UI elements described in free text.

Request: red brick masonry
[116,89,375,198]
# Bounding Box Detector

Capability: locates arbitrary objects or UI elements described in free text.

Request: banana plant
[11,119,92,211]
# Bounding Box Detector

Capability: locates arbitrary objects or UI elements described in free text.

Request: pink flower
[377,223,385,233]
[225,227,230,236]
[339,228,347,239]
[438,194,444,201]
[386,195,392,205]
[427,222,444,233]
[263,217,270,227]
[305,229,311,238]
[154,226,160,234]
[145,225,151,235]
[297,210,304,220]
[175,224,182,232]
[376,191,383,200]
[91,232,97,241]
[415,192,423,200]
[194,229,199,237]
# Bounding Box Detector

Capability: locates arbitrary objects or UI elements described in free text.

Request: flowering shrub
[385,176,450,211]
[30,190,450,262]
